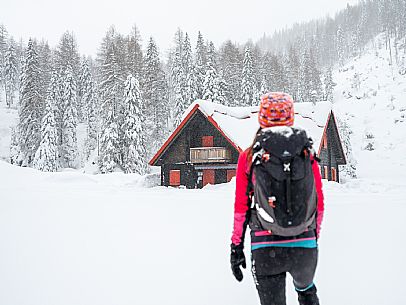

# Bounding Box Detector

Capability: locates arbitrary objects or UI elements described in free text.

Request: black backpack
[247,126,317,236]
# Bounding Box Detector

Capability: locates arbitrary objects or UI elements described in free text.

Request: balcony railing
[190,147,231,163]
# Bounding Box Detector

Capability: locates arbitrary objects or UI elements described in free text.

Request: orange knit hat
[258,92,295,128]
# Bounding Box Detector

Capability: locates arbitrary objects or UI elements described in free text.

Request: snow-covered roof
[185,99,332,151]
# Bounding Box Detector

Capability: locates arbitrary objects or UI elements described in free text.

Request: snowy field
[1,160,406,305]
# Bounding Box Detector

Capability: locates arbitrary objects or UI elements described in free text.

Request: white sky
[1,0,360,57]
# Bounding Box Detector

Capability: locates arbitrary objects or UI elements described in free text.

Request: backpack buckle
[283,162,291,172]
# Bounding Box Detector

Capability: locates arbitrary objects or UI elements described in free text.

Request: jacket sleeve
[231,150,251,246]
[311,158,325,238]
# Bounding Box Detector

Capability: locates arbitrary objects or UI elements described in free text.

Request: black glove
[230,243,246,282]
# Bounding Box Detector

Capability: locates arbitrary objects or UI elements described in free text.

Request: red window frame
[202,136,214,147]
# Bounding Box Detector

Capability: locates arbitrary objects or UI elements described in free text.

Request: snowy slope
[333,33,406,186]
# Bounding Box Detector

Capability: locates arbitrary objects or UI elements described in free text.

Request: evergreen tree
[202,42,226,104]
[0,24,8,96]
[171,30,187,127]
[122,75,146,174]
[195,31,207,99]
[144,37,168,156]
[98,110,120,173]
[240,46,256,106]
[287,45,300,101]
[324,67,336,102]
[9,127,20,165]
[33,93,58,172]
[17,39,43,166]
[337,117,357,179]
[38,41,52,101]
[4,42,18,107]
[61,66,78,168]
[126,25,144,79]
[308,49,323,104]
[219,40,242,106]
[182,33,197,105]
[80,59,99,159]
[56,32,80,80]
[48,70,63,156]
[336,26,346,68]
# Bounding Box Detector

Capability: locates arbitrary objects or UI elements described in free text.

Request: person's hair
[247,127,262,162]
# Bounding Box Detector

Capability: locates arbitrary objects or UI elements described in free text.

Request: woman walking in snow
[230,92,324,305]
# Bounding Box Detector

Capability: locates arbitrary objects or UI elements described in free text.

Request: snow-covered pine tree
[33,92,58,172]
[97,29,124,172]
[56,32,80,81]
[195,31,207,99]
[48,70,63,157]
[78,58,93,122]
[4,41,18,108]
[336,26,346,69]
[202,42,226,104]
[337,116,357,179]
[97,29,123,120]
[79,59,99,160]
[126,24,144,80]
[287,45,300,101]
[38,41,52,102]
[182,33,197,105]
[17,38,43,166]
[0,24,8,95]
[122,75,146,174]
[240,46,256,106]
[143,37,168,157]
[324,67,336,103]
[219,40,242,106]
[171,30,187,127]
[9,127,20,165]
[98,109,120,173]
[61,66,78,168]
[308,49,323,104]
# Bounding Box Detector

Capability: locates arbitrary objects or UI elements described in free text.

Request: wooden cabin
[149,100,346,188]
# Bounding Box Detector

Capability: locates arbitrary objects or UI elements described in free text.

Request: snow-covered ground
[0,161,405,305]
[1,33,406,305]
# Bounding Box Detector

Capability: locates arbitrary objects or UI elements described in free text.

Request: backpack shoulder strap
[245,143,264,208]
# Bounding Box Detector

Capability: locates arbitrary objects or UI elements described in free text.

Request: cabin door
[203,169,215,186]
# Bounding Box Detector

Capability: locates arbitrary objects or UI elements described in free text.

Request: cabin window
[203,169,215,186]
[323,166,328,179]
[331,167,337,182]
[227,170,236,182]
[202,136,214,147]
[169,170,181,186]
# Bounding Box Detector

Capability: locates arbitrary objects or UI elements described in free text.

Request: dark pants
[251,247,319,305]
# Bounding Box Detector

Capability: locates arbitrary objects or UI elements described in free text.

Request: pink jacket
[231,148,325,246]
